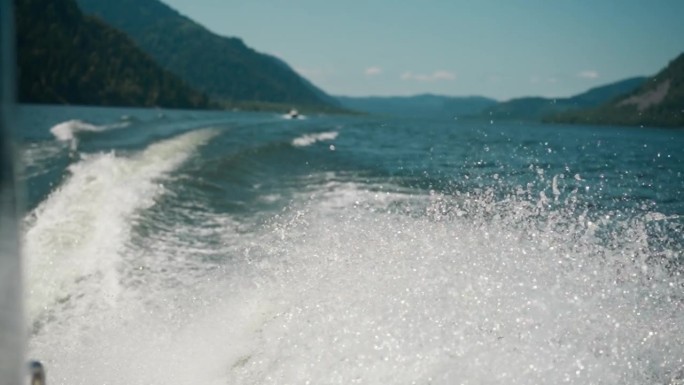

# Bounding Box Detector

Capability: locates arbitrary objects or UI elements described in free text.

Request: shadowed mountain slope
[76,0,340,109]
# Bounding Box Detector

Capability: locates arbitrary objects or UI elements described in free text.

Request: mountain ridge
[547,53,684,127]
[75,0,340,110]
[482,77,647,121]
[336,94,498,118]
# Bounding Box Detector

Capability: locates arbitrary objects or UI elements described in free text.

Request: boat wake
[24,129,219,330]
[20,110,684,384]
[49,119,131,152]
[291,131,339,147]
[25,160,684,384]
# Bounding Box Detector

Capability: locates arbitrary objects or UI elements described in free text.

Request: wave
[291,131,338,147]
[26,173,684,385]
[225,183,684,384]
[50,119,130,141]
[24,128,218,327]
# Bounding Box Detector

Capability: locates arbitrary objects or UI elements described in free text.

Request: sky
[162,0,683,101]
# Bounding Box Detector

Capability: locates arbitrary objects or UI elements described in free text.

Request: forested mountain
[76,0,340,109]
[16,0,211,109]
[336,94,497,119]
[547,53,684,127]
[482,77,646,121]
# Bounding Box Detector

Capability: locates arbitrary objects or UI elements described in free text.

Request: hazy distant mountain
[483,77,647,121]
[569,77,648,106]
[16,0,211,108]
[76,0,339,110]
[547,53,684,127]
[336,94,497,118]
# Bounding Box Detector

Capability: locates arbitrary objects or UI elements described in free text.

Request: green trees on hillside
[547,54,684,128]
[16,0,212,109]
[75,0,338,108]
[483,78,647,122]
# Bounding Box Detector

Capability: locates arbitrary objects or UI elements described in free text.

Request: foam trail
[50,119,130,141]
[225,186,684,385]
[49,119,131,151]
[24,128,218,326]
[27,177,684,385]
[292,131,338,147]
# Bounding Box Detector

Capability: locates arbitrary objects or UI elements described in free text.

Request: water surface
[19,104,684,385]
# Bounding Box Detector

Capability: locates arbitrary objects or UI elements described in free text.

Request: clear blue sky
[163,0,683,101]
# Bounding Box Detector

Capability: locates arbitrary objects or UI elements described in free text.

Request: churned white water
[292,131,338,147]
[26,167,684,385]
[50,119,129,142]
[24,129,218,325]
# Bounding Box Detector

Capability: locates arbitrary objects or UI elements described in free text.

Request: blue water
[19,104,684,384]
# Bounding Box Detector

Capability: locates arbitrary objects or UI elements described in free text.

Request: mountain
[75,0,339,110]
[483,77,647,121]
[569,77,648,106]
[481,97,569,121]
[336,94,498,119]
[547,53,684,127]
[15,0,211,109]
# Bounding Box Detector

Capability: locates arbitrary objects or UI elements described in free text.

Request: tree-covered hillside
[482,77,646,121]
[16,0,211,108]
[547,53,684,127]
[336,94,497,119]
[76,0,339,109]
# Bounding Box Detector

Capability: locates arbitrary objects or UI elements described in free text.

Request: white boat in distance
[285,109,302,119]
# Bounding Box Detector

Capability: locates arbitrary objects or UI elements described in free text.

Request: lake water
[18,104,684,384]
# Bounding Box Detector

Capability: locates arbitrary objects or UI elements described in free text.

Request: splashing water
[27,176,684,385]
[19,106,684,385]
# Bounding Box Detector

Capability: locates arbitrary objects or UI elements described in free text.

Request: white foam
[292,131,338,147]
[26,174,684,385]
[24,129,218,326]
[222,185,684,384]
[49,120,131,151]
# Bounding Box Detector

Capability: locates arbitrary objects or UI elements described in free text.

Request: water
[17,104,684,384]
